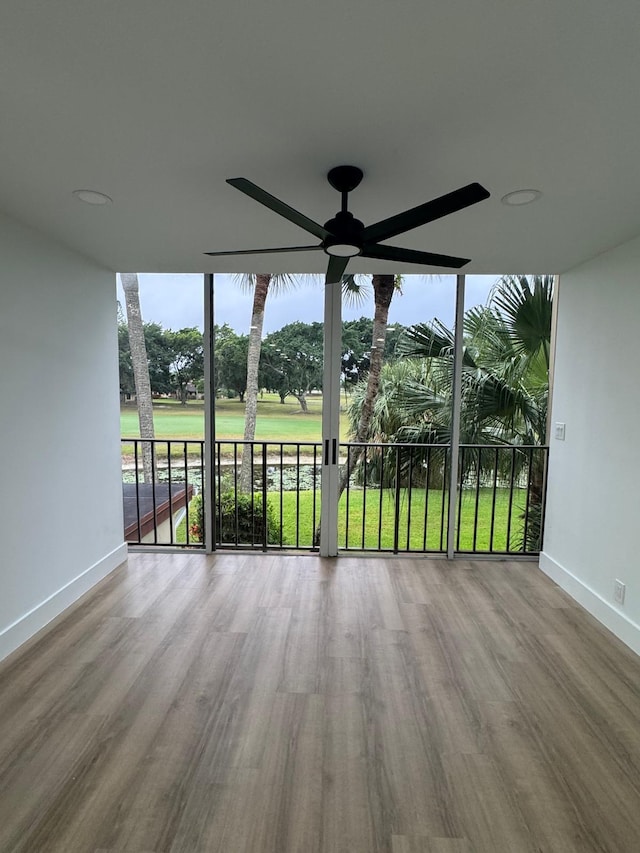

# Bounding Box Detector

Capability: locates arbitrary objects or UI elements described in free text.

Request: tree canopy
[118,321,204,403]
[118,314,414,409]
[260,322,324,411]
[215,325,249,401]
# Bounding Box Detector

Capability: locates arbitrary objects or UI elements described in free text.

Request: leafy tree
[341,317,372,388]
[144,323,173,396]
[118,321,175,398]
[166,327,204,404]
[261,322,324,411]
[341,317,405,389]
[118,321,135,397]
[216,330,249,400]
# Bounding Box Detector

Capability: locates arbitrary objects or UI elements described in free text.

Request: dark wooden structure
[122,482,194,542]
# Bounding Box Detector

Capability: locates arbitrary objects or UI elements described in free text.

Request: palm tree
[349,274,553,548]
[237,273,296,492]
[121,273,155,483]
[336,273,400,495]
[395,274,552,447]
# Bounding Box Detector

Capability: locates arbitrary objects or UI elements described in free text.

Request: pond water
[121,463,323,493]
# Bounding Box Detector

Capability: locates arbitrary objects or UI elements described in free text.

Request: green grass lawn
[274,487,528,551]
[128,397,533,553]
[121,394,351,443]
[177,486,530,552]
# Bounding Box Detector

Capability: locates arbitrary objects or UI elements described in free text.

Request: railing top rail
[340,441,450,449]
[340,440,549,450]
[122,437,322,447]
[213,439,322,447]
[122,437,548,451]
[121,437,205,444]
[458,443,549,450]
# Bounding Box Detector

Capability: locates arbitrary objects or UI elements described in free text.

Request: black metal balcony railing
[340,442,449,553]
[121,439,548,555]
[121,439,205,548]
[214,440,321,550]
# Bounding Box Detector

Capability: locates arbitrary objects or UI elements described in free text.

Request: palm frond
[490,274,553,366]
[398,320,454,359]
[346,274,551,453]
[341,273,371,307]
[233,272,302,295]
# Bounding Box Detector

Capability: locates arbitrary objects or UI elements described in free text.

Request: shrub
[218,490,279,545]
[517,499,542,553]
[188,493,203,542]
[184,490,280,545]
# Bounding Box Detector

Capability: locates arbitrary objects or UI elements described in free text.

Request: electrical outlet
[614,579,626,605]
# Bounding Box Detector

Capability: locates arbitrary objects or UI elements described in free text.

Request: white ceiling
[1,0,640,276]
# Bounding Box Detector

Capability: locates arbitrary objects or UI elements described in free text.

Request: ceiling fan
[205,166,490,283]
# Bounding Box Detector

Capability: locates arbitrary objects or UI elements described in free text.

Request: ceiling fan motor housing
[323,211,365,256]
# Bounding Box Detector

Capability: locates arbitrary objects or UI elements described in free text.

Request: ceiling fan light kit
[206,166,490,282]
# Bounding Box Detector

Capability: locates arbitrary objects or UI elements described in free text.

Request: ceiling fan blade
[362,183,490,244]
[361,243,470,269]
[204,245,322,257]
[326,255,350,284]
[228,178,330,241]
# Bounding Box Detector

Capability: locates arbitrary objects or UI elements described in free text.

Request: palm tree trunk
[239,274,270,492]
[121,273,155,483]
[314,274,396,544]
[338,274,396,490]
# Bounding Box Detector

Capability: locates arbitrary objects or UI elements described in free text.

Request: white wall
[542,234,640,655]
[0,213,126,662]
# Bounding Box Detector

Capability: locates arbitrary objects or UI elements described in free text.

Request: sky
[116,273,501,335]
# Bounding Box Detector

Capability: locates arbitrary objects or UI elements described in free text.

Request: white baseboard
[0,542,128,664]
[539,551,640,657]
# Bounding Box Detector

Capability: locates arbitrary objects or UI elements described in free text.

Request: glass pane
[213,273,324,550]
[117,273,205,547]
[338,273,458,552]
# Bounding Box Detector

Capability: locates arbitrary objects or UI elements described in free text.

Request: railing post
[134,440,142,543]
[393,446,402,554]
[151,441,158,545]
[167,440,174,544]
[447,274,465,559]
[183,441,189,545]
[203,273,216,553]
[262,442,268,552]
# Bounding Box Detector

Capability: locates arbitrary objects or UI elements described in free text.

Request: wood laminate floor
[1,553,640,852]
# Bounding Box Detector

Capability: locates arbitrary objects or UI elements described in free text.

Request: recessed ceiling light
[72,189,113,205]
[501,189,542,206]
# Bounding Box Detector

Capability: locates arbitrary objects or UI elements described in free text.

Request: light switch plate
[554,422,566,441]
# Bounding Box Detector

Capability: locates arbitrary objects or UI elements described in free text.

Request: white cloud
[117,272,499,334]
